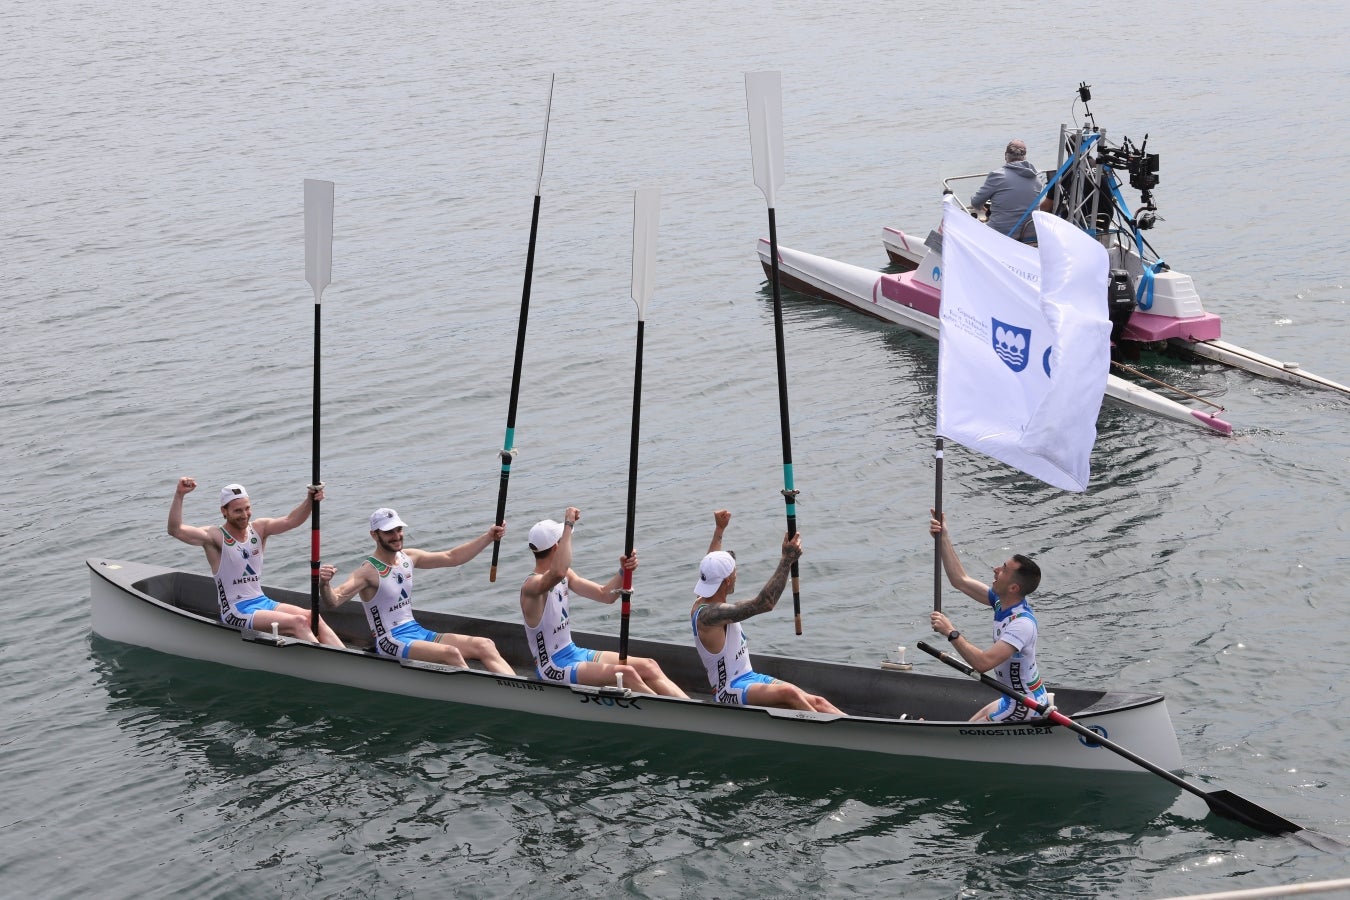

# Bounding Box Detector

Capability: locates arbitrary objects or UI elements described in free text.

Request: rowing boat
[88,557,1182,773]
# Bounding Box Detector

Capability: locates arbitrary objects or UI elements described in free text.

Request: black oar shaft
[765,207,802,635]
[490,191,542,582]
[916,641,1304,837]
[491,78,554,583]
[618,320,644,664]
[303,178,333,640]
[310,301,321,635]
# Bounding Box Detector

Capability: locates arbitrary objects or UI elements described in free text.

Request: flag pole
[933,437,943,613]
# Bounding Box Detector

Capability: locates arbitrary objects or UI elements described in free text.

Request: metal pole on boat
[746,70,803,635]
[915,641,1345,850]
[932,438,943,613]
[1110,359,1226,411]
[618,188,660,664]
[304,178,334,636]
[490,74,555,582]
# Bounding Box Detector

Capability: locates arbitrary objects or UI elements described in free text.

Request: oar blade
[304,179,334,301]
[916,642,1327,843]
[745,71,785,208]
[534,74,555,195]
[1205,789,1302,836]
[631,187,660,319]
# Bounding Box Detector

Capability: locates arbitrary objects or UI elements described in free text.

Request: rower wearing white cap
[318,508,513,674]
[166,476,344,647]
[519,507,689,698]
[691,510,842,714]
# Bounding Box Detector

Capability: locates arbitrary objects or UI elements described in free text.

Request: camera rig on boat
[1051,87,1165,240]
[1098,136,1160,228]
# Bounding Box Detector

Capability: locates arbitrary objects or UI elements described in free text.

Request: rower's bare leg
[747,681,839,713]
[595,651,688,698]
[266,603,345,648]
[437,633,514,675]
[408,640,467,667]
[577,661,655,694]
[313,615,345,648]
[252,608,319,643]
[969,700,1000,722]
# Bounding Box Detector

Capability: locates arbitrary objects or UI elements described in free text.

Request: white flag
[935,198,1111,491]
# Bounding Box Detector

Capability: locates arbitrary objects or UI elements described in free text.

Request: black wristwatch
[947,629,961,642]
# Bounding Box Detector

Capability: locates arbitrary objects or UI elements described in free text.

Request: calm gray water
[4,1,1349,897]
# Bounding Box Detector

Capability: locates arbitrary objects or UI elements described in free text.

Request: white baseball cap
[369,508,408,533]
[528,519,565,552]
[219,484,249,508]
[694,551,736,597]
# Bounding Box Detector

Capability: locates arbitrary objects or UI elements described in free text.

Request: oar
[490,74,555,582]
[1110,358,1225,411]
[915,641,1341,846]
[618,187,660,664]
[746,70,802,635]
[303,178,334,636]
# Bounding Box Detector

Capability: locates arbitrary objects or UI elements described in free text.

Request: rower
[318,508,513,673]
[691,510,843,715]
[927,508,1048,723]
[519,507,689,698]
[166,477,344,647]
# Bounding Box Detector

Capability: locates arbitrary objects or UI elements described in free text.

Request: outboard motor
[1107,268,1136,359]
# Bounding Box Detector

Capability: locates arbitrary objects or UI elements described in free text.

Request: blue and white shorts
[222,594,279,629]
[986,687,1049,723]
[717,670,778,706]
[377,620,441,659]
[537,642,601,683]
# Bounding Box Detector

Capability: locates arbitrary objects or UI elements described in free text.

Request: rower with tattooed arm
[690,510,842,714]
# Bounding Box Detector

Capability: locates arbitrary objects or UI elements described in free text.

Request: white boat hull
[762,238,1234,435]
[89,558,1184,773]
[883,227,1349,399]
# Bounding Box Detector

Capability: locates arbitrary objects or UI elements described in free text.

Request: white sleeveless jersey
[525,578,575,677]
[214,524,265,608]
[691,605,753,700]
[362,552,416,653]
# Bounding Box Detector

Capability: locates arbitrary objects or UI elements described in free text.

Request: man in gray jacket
[970,139,1045,244]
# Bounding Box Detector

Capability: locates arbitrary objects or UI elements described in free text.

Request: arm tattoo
[697,557,792,627]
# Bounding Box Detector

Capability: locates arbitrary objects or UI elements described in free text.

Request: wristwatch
[947,629,961,642]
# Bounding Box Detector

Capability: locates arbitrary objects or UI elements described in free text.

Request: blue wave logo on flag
[991,318,1032,372]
